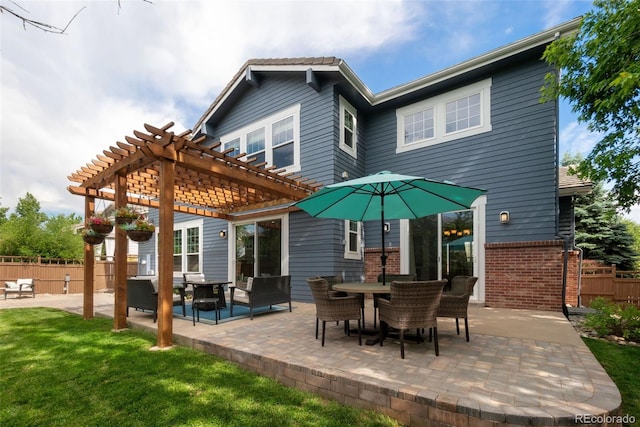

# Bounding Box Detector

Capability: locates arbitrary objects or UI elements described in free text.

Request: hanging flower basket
[87,215,114,234]
[82,232,105,245]
[120,215,155,242]
[126,230,153,242]
[114,207,139,225]
[115,216,135,225]
[90,223,114,234]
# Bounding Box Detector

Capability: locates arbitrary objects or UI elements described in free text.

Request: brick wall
[364,247,400,282]
[485,240,572,311]
[364,242,580,311]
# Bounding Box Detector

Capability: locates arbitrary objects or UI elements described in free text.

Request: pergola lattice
[68,122,319,347]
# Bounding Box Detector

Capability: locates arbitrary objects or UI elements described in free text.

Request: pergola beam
[67,121,319,349]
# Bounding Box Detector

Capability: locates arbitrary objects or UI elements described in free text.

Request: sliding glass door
[234,218,283,284]
[408,210,475,281]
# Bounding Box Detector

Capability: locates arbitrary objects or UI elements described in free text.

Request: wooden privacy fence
[580,264,640,308]
[0,256,137,295]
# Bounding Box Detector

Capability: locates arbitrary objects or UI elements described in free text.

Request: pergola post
[83,196,96,319]
[113,173,129,330]
[157,158,175,348]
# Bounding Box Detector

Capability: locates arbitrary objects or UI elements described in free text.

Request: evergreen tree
[574,183,638,270]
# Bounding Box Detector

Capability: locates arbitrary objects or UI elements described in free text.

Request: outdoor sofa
[229,275,292,320]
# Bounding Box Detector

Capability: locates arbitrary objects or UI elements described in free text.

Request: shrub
[585,297,640,342]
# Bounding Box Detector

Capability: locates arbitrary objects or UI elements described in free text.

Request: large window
[233,216,288,284]
[396,79,492,153]
[220,105,300,172]
[172,219,203,276]
[339,96,357,158]
[344,220,362,260]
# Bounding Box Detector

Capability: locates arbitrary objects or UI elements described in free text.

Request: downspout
[576,246,584,307]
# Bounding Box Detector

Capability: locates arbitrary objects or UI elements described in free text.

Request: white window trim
[339,96,357,158]
[227,214,289,284]
[398,194,486,303]
[161,218,203,279]
[396,78,492,153]
[220,104,301,173]
[344,220,362,260]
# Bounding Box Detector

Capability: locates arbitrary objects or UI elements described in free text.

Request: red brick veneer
[485,240,569,311]
[364,242,581,311]
[364,247,400,282]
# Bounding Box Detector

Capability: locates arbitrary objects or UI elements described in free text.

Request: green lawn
[582,338,640,423]
[0,308,398,427]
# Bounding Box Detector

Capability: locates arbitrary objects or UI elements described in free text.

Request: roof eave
[372,16,582,104]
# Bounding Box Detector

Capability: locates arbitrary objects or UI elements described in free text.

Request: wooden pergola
[68,122,319,348]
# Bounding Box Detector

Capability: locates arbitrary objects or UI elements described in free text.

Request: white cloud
[559,120,601,158]
[0,0,596,218]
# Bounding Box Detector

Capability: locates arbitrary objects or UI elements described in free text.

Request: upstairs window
[446,93,481,133]
[396,79,491,153]
[220,104,301,172]
[339,96,357,158]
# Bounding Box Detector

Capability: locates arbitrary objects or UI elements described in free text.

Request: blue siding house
[140,18,588,311]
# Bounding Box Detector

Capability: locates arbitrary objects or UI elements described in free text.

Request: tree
[542,0,640,210]
[0,193,84,259]
[623,219,640,269]
[1,1,151,34]
[574,182,638,270]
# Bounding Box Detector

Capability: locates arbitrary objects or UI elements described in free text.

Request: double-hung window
[339,96,357,158]
[396,79,491,153]
[344,220,361,260]
[220,105,300,172]
[172,219,203,276]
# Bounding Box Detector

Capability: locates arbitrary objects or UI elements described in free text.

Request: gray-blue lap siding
[363,60,558,246]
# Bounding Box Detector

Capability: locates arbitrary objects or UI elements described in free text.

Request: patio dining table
[182,280,231,308]
[333,282,423,346]
[332,282,390,342]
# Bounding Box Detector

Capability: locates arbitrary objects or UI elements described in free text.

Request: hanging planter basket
[83,234,105,245]
[89,223,114,235]
[115,216,135,225]
[126,230,153,242]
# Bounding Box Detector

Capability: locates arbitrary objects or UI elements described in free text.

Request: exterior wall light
[219,230,227,239]
[500,211,510,224]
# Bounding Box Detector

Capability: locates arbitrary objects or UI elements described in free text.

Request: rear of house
[138,18,587,312]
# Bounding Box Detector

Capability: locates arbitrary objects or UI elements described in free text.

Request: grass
[582,337,640,422]
[0,308,399,427]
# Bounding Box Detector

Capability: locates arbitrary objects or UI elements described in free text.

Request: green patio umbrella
[294,171,486,285]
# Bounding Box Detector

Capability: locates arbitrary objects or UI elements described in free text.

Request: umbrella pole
[381,195,387,286]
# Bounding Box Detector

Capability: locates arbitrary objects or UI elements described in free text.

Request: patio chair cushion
[4,279,35,299]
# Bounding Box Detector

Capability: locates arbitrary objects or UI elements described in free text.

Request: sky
[3,0,631,220]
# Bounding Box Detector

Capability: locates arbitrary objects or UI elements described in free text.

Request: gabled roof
[559,166,593,197]
[193,17,582,134]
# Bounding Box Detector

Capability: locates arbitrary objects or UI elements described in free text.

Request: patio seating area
[1,292,621,426]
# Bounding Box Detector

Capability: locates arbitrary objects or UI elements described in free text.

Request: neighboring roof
[193,17,582,134]
[559,166,593,197]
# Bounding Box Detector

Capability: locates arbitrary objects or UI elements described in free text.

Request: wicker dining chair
[377,280,446,358]
[438,276,478,342]
[373,273,416,329]
[307,277,362,346]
